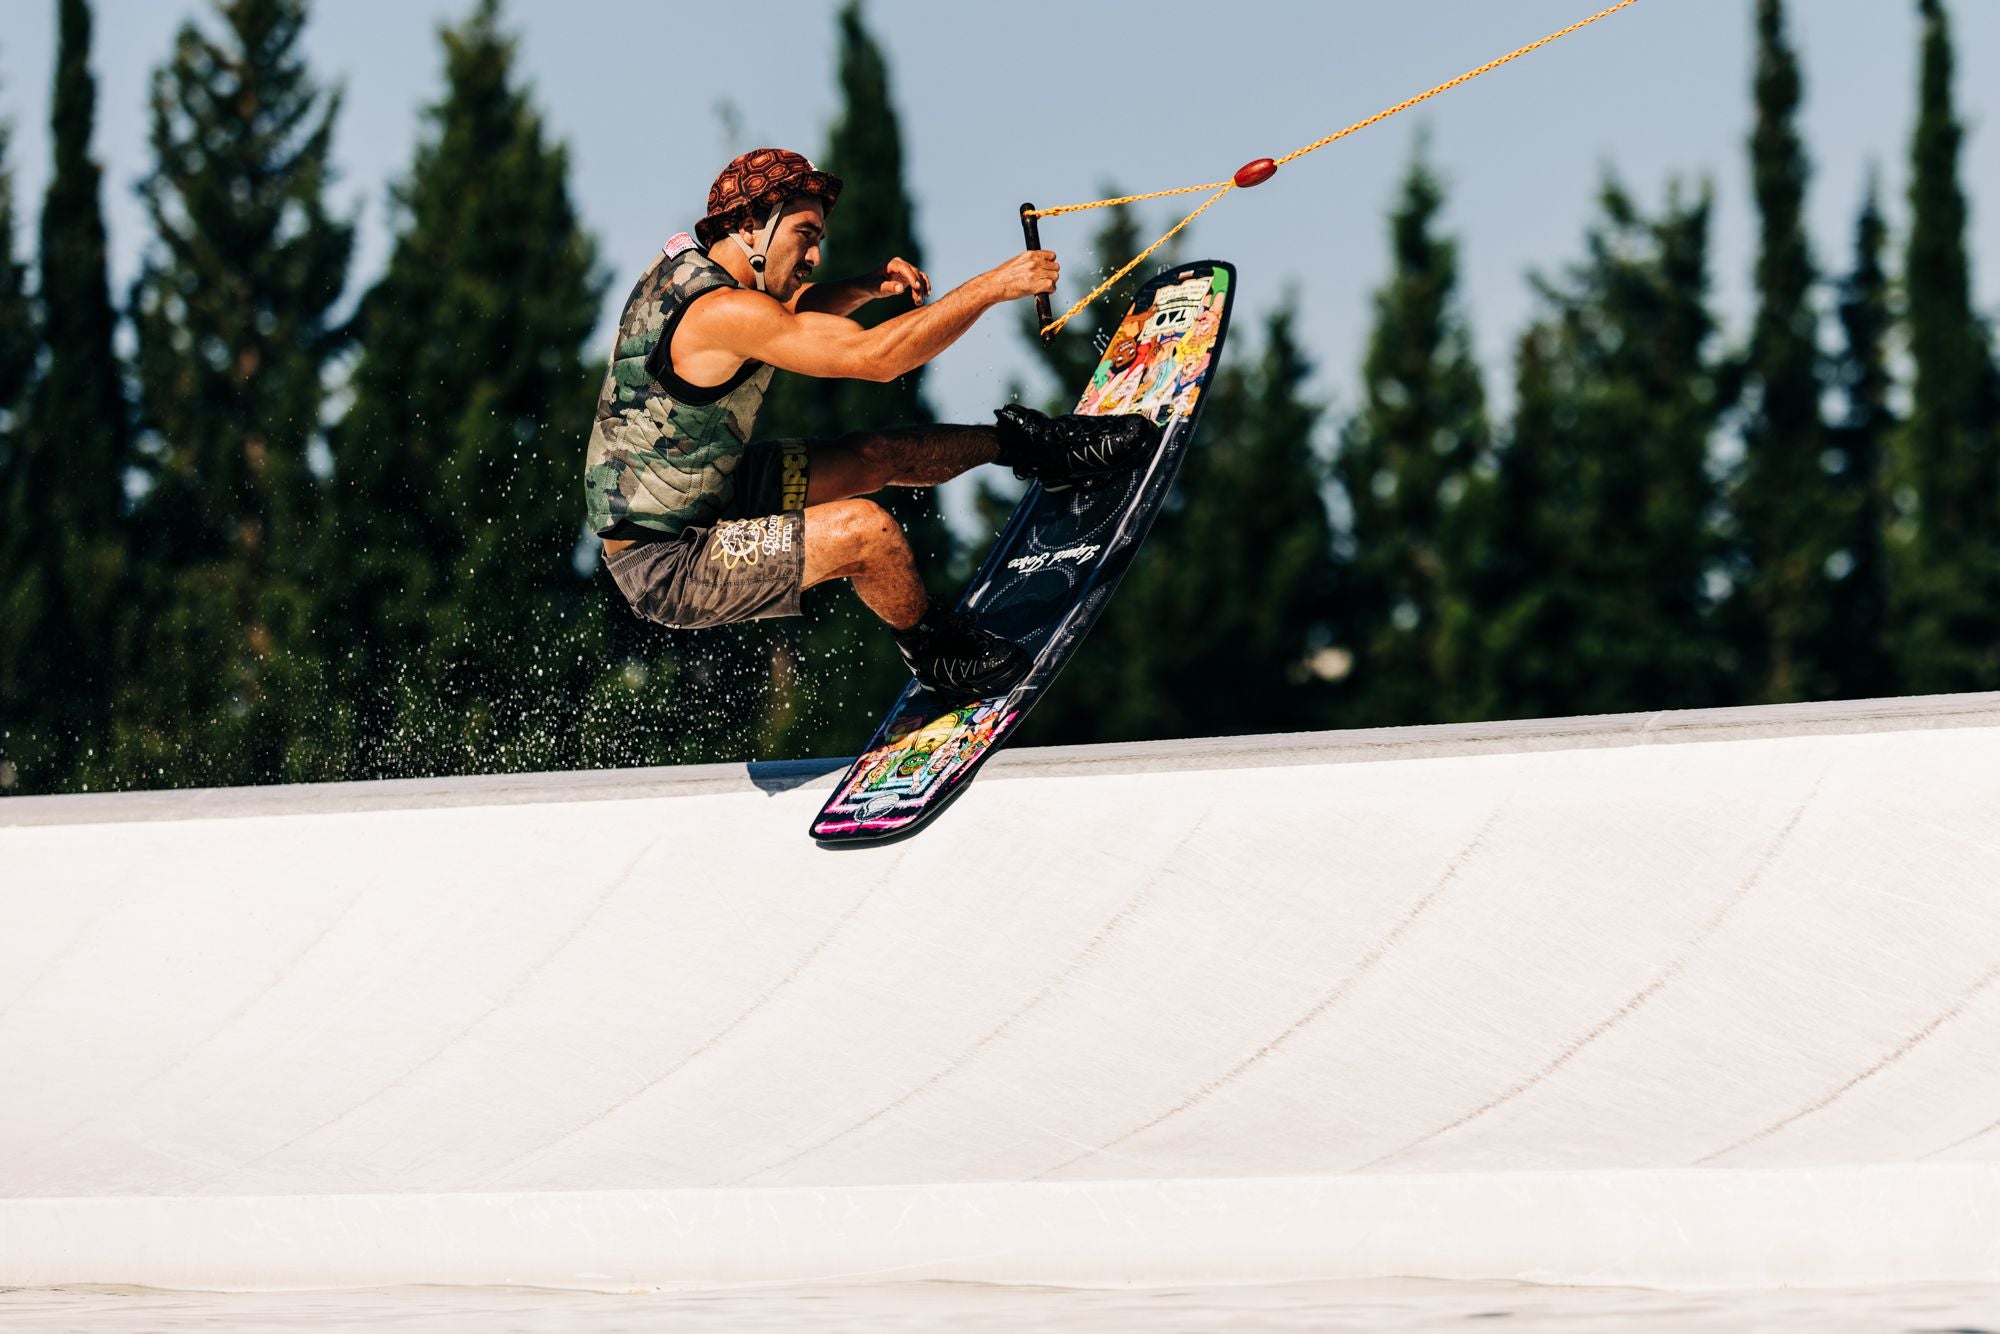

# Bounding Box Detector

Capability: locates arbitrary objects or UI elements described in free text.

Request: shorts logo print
[779,441,809,511]
[708,515,795,570]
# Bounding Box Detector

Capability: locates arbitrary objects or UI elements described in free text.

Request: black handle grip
[1020,202,1054,344]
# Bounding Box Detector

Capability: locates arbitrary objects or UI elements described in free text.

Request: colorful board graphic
[811,260,1236,845]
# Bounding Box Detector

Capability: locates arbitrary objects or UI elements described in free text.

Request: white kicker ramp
[3,694,1999,1291]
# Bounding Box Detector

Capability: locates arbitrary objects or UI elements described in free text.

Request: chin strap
[722,202,786,293]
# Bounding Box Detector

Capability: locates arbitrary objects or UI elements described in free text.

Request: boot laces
[904,610,1026,693]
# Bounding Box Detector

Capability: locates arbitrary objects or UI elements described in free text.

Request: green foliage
[0,115,28,438]
[1329,148,1492,727]
[12,1,2000,796]
[1730,0,1842,704]
[121,0,354,785]
[1822,179,1896,699]
[2,0,127,794]
[1896,0,2000,692]
[28,0,125,543]
[1469,181,1729,719]
[327,0,606,778]
[0,102,37,793]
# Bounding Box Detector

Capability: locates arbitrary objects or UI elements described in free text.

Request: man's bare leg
[807,410,1166,506]
[801,493,1033,696]
[806,425,998,504]
[801,498,928,629]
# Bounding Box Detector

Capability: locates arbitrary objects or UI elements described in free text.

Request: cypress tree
[1822,178,1895,699]
[1458,323,1576,722]
[1476,181,1729,719]
[0,98,38,793]
[124,0,352,785]
[0,113,26,431]
[330,0,604,777]
[1898,0,2000,692]
[0,115,27,468]
[29,0,126,544]
[1329,148,1491,728]
[3,0,128,793]
[1732,0,1838,705]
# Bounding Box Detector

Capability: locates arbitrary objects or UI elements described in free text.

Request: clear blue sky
[3,0,1997,434]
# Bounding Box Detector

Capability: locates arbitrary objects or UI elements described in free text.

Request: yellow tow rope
[1024,0,1643,339]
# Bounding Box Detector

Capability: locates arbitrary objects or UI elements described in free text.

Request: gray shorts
[604,439,809,630]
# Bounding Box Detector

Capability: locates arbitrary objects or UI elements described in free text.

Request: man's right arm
[690,250,1059,384]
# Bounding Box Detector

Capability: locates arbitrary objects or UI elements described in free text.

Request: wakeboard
[810,259,1236,846]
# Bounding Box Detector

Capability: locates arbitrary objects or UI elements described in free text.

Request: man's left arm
[792,257,932,317]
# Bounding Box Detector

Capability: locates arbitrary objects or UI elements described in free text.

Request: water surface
[4,1279,1998,1332]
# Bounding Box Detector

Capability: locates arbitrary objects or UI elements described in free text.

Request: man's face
[749,197,826,301]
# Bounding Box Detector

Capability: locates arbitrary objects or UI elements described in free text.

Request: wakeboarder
[584,148,1161,696]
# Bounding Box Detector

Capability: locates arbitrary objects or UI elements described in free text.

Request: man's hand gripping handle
[1019,203,1055,345]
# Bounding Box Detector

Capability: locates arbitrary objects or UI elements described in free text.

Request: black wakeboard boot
[893,605,1032,698]
[994,404,1164,492]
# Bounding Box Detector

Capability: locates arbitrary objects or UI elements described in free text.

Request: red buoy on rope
[1233,157,1277,189]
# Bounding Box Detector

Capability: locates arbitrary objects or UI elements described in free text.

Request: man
[584,148,1161,697]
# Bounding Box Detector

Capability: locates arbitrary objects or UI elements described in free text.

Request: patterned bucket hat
[696,148,844,247]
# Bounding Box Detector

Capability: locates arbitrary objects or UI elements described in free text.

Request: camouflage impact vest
[583,235,774,538]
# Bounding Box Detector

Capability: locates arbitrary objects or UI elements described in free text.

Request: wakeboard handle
[1019,202,1055,344]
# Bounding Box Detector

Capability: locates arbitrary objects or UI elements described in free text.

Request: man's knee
[834,496,899,545]
[805,497,910,580]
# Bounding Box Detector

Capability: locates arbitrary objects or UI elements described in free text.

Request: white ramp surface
[4,695,2000,1290]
